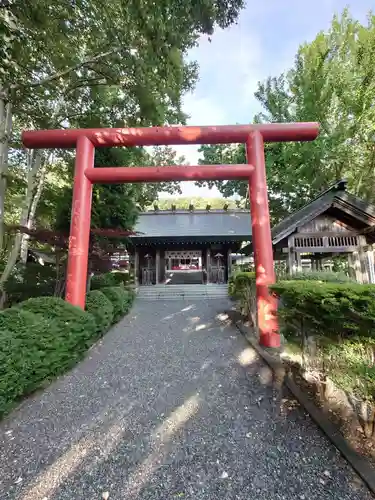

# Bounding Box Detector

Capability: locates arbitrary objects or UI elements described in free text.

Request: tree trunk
[20,153,48,263]
[0,150,43,295]
[0,93,13,252]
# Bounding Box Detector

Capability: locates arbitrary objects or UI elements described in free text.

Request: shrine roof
[272,179,375,245]
[130,209,251,243]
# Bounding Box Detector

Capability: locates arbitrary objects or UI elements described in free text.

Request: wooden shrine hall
[129,206,250,286]
[242,179,375,283]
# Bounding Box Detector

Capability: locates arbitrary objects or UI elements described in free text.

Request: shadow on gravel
[1,299,371,500]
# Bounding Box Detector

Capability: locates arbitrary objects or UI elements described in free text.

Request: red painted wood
[246,131,280,348]
[65,136,94,309]
[85,164,254,183]
[22,121,321,349]
[22,122,319,148]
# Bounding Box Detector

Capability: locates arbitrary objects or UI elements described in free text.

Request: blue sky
[161,0,374,199]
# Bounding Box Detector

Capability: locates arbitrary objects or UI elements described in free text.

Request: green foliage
[54,147,185,234]
[100,286,133,323]
[86,290,114,334]
[278,270,355,283]
[0,308,50,416]
[1,0,244,278]
[197,9,375,221]
[228,272,256,319]
[111,272,132,286]
[272,279,375,401]
[229,272,255,298]
[4,263,57,306]
[0,274,135,418]
[151,197,238,210]
[18,296,97,346]
[321,337,375,400]
[0,301,96,418]
[271,281,375,341]
[90,271,131,290]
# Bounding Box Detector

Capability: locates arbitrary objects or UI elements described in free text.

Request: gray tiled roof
[131,210,251,240]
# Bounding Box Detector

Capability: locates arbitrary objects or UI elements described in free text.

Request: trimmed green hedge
[270,281,375,341]
[90,271,131,290]
[86,290,114,334]
[0,282,135,419]
[279,270,355,283]
[228,272,255,299]
[18,296,97,347]
[270,280,375,401]
[100,286,134,323]
[0,300,97,417]
[0,309,50,416]
[229,270,354,304]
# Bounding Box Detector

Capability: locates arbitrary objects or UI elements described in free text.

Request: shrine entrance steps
[137,283,228,300]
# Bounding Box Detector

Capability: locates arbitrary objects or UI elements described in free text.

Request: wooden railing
[292,232,360,253]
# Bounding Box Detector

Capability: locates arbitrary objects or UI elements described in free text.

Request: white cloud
[172,92,228,165]
[160,0,375,200]
[161,21,263,199]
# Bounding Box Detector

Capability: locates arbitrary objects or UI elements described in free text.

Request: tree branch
[14,49,117,92]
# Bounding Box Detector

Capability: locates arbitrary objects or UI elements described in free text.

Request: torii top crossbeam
[22,122,319,149]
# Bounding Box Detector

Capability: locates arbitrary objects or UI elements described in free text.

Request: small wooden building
[129,208,251,286]
[271,180,375,282]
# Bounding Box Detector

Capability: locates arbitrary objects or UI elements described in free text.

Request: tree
[197,9,375,222]
[0,0,245,293]
[53,146,186,233]
[151,196,238,210]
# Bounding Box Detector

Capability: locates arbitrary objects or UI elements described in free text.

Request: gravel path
[0,299,372,500]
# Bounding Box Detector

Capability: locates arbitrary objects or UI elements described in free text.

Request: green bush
[100,286,133,323]
[0,300,96,418]
[86,290,114,334]
[111,272,131,286]
[90,271,131,291]
[0,309,50,416]
[0,287,135,419]
[4,263,58,306]
[271,281,375,341]
[280,270,355,283]
[123,287,135,309]
[321,337,375,400]
[229,269,352,297]
[18,296,97,349]
[228,272,256,319]
[228,272,256,299]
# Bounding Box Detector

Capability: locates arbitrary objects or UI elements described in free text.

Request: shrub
[280,270,355,283]
[86,290,114,334]
[229,272,256,299]
[0,300,96,418]
[90,272,118,290]
[90,271,131,291]
[111,272,131,286]
[321,337,375,400]
[122,287,135,310]
[4,263,58,307]
[100,286,132,323]
[18,297,97,351]
[0,309,50,416]
[228,272,256,320]
[270,281,375,341]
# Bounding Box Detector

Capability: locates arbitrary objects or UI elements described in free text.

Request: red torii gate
[22,122,319,348]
